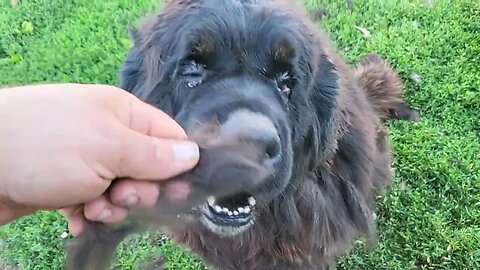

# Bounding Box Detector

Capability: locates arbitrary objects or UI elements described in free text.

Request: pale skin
[0,83,199,236]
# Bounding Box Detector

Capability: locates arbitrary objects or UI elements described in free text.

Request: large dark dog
[65,0,419,269]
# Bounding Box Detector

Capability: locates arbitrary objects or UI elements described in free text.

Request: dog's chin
[195,193,257,238]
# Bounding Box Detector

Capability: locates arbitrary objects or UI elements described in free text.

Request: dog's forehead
[181,1,301,65]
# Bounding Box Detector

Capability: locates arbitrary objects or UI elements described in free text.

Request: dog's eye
[181,60,206,88]
[275,71,296,96]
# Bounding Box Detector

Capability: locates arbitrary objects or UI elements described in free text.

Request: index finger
[103,86,187,140]
[127,97,187,140]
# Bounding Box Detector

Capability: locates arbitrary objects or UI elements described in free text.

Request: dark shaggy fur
[65,1,419,269]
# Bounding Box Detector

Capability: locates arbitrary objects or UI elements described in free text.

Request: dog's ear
[118,22,177,100]
[268,49,341,233]
[306,53,340,167]
[305,50,381,243]
[118,25,146,97]
[128,25,143,46]
[117,6,192,114]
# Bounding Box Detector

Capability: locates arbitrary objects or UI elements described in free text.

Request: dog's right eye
[180,60,206,88]
[275,71,295,96]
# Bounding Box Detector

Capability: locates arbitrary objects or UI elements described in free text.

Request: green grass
[0,0,479,269]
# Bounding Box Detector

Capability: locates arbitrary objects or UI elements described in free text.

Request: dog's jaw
[196,195,258,237]
[199,206,255,237]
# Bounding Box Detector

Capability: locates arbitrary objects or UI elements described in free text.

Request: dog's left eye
[275,71,296,96]
[181,60,206,88]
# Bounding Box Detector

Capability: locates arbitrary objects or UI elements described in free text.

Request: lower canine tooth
[245,207,251,213]
[207,196,215,205]
[248,197,256,206]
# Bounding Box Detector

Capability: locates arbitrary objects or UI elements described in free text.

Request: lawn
[0,0,479,269]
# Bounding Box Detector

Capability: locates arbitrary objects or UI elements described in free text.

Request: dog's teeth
[244,206,251,214]
[233,210,239,215]
[228,211,233,216]
[222,207,229,213]
[238,207,245,213]
[248,197,256,206]
[214,205,222,213]
[207,196,215,206]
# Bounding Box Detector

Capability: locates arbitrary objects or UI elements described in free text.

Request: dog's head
[119,0,339,237]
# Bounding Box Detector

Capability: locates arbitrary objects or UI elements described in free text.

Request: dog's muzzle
[184,108,282,237]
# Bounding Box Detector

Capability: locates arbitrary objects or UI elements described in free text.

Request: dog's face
[120,0,339,237]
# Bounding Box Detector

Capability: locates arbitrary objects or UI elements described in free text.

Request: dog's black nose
[249,128,282,164]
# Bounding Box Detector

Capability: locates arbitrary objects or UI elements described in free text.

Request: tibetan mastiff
[65,0,419,269]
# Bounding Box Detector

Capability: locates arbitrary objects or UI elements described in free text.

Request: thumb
[113,128,199,180]
[105,88,199,180]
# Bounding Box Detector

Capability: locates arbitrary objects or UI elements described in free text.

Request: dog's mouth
[199,192,257,236]
[206,193,256,225]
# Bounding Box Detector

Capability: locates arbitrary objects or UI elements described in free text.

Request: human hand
[0,83,199,235]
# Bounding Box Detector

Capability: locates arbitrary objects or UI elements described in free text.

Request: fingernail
[122,194,139,207]
[97,209,112,221]
[172,142,199,161]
